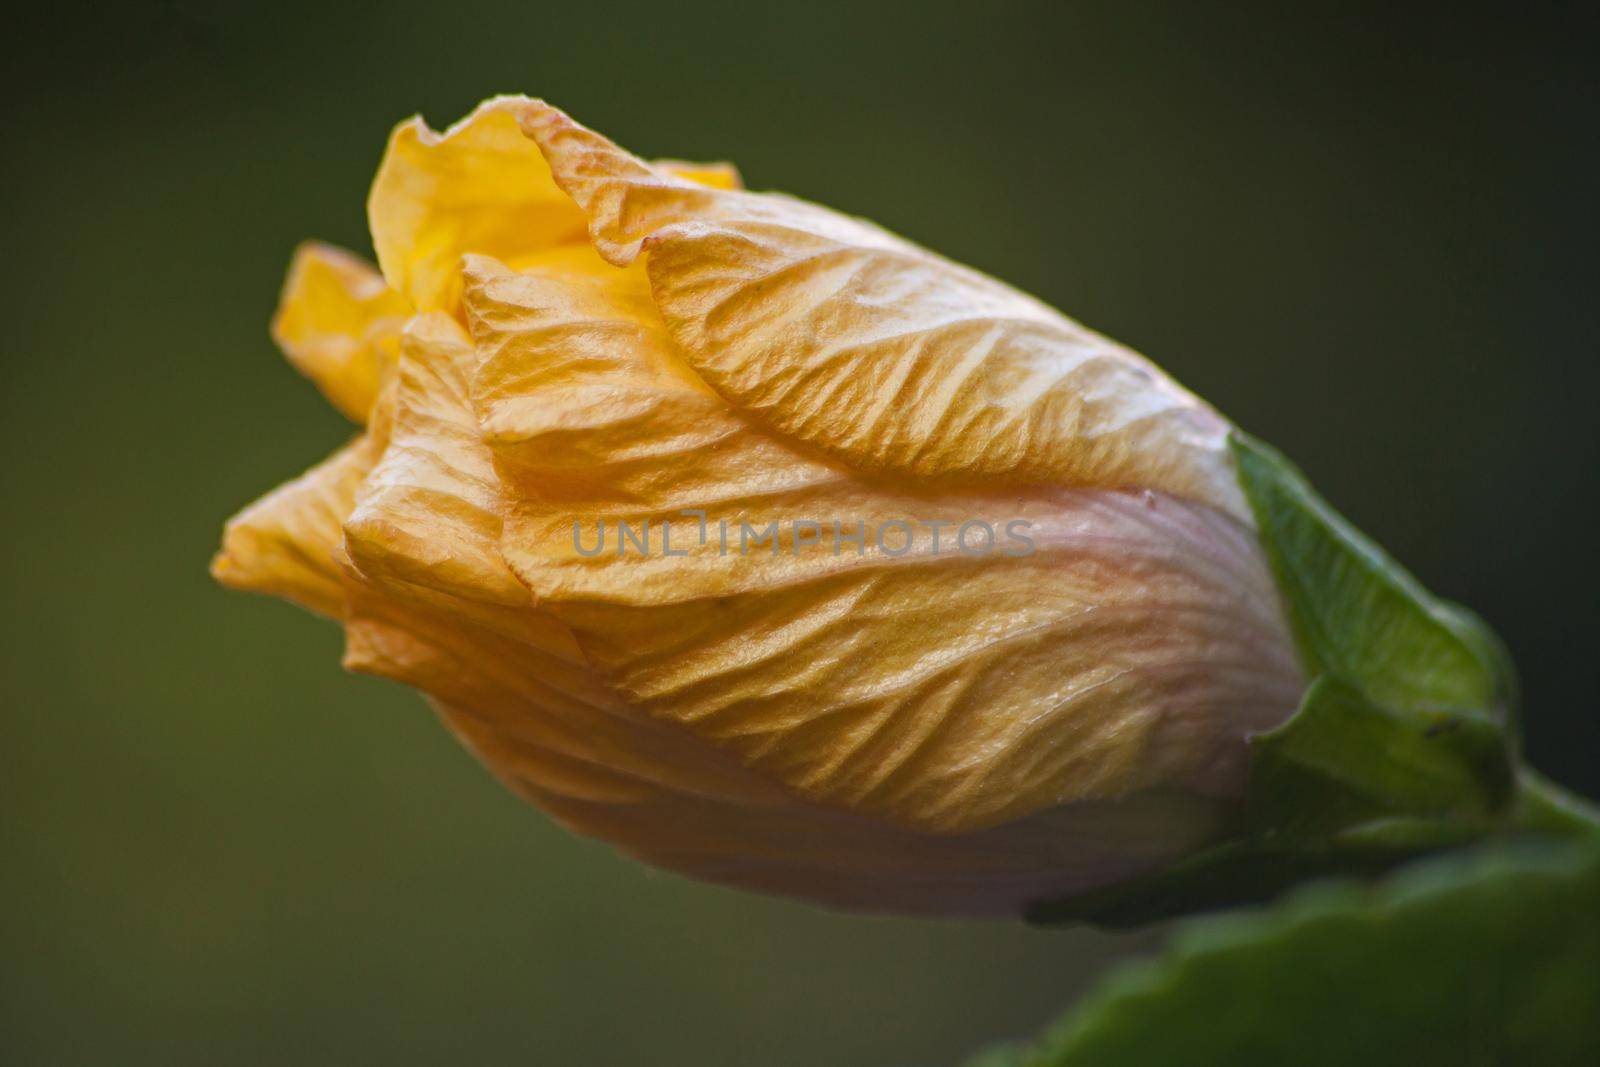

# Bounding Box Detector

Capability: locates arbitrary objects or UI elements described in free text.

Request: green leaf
[1228,431,1514,720]
[990,841,1600,1067]
[1228,434,1520,848]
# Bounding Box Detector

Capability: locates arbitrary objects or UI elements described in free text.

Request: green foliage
[976,841,1600,1067]
[1229,433,1513,718]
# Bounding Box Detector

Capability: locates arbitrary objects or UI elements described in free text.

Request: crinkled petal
[446,698,1235,916]
[368,97,741,313]
[211,433,382,617]
[339,584,777,808]
[340,312,558,647]
[271,241,409,423]
[346,573,1234,917]
[335,309,784,805]
[461,255,1303,834]
[509,100,1247,521]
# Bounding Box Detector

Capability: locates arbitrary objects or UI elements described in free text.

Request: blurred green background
[3,3,1596,1064]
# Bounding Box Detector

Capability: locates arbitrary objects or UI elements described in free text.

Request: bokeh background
[4,3,1596,1064]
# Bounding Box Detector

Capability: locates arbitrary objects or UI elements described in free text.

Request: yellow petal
[368,96,742,313]
[461,255,1303,834]
[211,433,382,618]
[328,311,844,830]
[334,308,773,804]
[512,100,1247,520]
[340,313,546,639]
[270,241,410,423]
[648,159,742,192]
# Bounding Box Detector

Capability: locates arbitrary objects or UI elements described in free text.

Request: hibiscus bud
[214,98,1517,918]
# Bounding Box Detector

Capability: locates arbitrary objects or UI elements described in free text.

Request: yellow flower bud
[214,97,1305,915]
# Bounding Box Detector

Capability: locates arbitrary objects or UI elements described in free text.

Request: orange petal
[328,311,824,816]
[211,433,383,618]
[340,313,546,639]
[461,254,1303,834]
[512,99,1248,520]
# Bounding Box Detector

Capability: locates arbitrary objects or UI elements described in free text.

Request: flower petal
[349,581,1233,917]
[447,698,1235,916]
[510,100,1247,521]
[335,308,779,805]
[461,255,1303,834]
[340,312,550,643]
[271,241,410,423]
[369,97,741,313]
[211,433,381,618]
